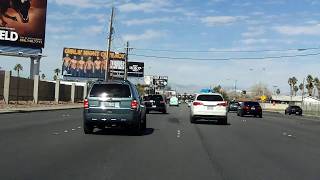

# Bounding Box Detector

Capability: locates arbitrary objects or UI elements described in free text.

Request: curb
[0,106,82,114]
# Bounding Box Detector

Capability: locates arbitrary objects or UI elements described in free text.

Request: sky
[1,0,320,94]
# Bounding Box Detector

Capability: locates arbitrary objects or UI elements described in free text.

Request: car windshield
[90,84,131,98]
[197,95,223,101]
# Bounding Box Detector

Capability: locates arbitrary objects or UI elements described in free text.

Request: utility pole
[124,41,129,80]
[105,7,115,81]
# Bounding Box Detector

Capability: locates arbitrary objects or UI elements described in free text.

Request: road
[0,105,320,180]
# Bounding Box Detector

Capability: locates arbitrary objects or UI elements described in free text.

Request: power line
[129,52,320,61]
[126,47,320,53]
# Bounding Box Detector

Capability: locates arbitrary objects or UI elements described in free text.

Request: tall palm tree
[299,83,304,95]
[306,75,314,96]
[314,77,320,98]
[276,88,280,95]
[288,77,293,96]
[291,77,298,93]
[13,64,23,104]
[14,64,23,77]
[293,86,299,96]
[54,68,61,80]
[41,73,46,80]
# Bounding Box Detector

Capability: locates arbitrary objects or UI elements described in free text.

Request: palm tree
[288,78,293,96]
[54,68,61,80]
[299,83,304,95]
[291,77,298,94]
[13,64,23,104]
[276,88,280,95]
[14,64,23,77]
[293,86,299,96]
[314,77,320,98]
[41,73,46,80]
[306,75,314,96]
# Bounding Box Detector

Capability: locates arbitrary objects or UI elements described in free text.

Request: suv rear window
[90,84,131,98]
[197,95,223,101]
[144,95,164,101]
[244,102,260,106]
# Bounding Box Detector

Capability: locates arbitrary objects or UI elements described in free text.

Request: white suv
[190,93,228,124]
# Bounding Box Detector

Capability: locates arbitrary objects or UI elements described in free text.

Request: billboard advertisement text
[0,0,47,48]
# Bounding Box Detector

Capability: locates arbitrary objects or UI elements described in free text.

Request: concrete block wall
[0,72,4,100]
[1,71,86,104]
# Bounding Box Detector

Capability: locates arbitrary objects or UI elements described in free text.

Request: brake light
[244,106,250,110]
[217,101,228,107]
[84,99,89,109]
[193,101,203,106]
[131,100,138,109]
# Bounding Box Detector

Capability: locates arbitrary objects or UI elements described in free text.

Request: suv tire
[220,117,228,125]
[190,116,196,124]
[84,123,94,134]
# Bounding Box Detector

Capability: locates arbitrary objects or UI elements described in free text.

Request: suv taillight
[84,99,89,109]
[217,101,228,107]
[131,100,138,109]
[193,101,203,106]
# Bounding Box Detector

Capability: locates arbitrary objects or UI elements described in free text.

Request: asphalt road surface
[0,105,320,180]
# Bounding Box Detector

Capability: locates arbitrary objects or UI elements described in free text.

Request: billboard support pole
[105,7,115,81]
[29,56,41,79]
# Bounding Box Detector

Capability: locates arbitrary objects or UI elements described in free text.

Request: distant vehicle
[190,93,228,124]
[169,96,179,106]
[285,105,302,115]
[144,94,167,114]
[83,80,146,134]
[237,101,262,118]
[228,102,240,112]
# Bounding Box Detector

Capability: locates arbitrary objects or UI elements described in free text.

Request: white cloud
[242,27,266,37]
[46,25,71,33]
[200,16,239,26]
[82,25,105,34]
[241,38,269,45]
[274,24,320,36]
[49,0,110,8]
[122,30,166,41]
[118,0,171,13]
[123,17,173,26]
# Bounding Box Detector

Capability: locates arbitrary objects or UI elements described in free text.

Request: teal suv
[83,80,147,134]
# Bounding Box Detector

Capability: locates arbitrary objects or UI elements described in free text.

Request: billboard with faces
[62,47,125,79]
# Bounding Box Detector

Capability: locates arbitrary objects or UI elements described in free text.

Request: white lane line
[52,132,59,135]
[177,129,182,138]
[64,130,68,133]
[77,126,81,129]
[71,129,76,131]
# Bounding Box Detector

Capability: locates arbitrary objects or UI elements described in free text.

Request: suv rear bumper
[83,110,140,128]
[192,115,227,120]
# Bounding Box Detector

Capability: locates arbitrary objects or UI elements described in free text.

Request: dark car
[83,80,146,134]
[228,102,240,112]
[285,105,302,115]
[143,94,167,114]
[237,101,262,118]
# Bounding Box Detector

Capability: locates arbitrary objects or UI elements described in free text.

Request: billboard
[0,0,47,48]
[128,62,144,77]
[153,76,168,87]
[62,47,126,79]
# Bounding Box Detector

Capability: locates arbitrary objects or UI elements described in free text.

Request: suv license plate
[251,107,255,110]
[103,102,115,107]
